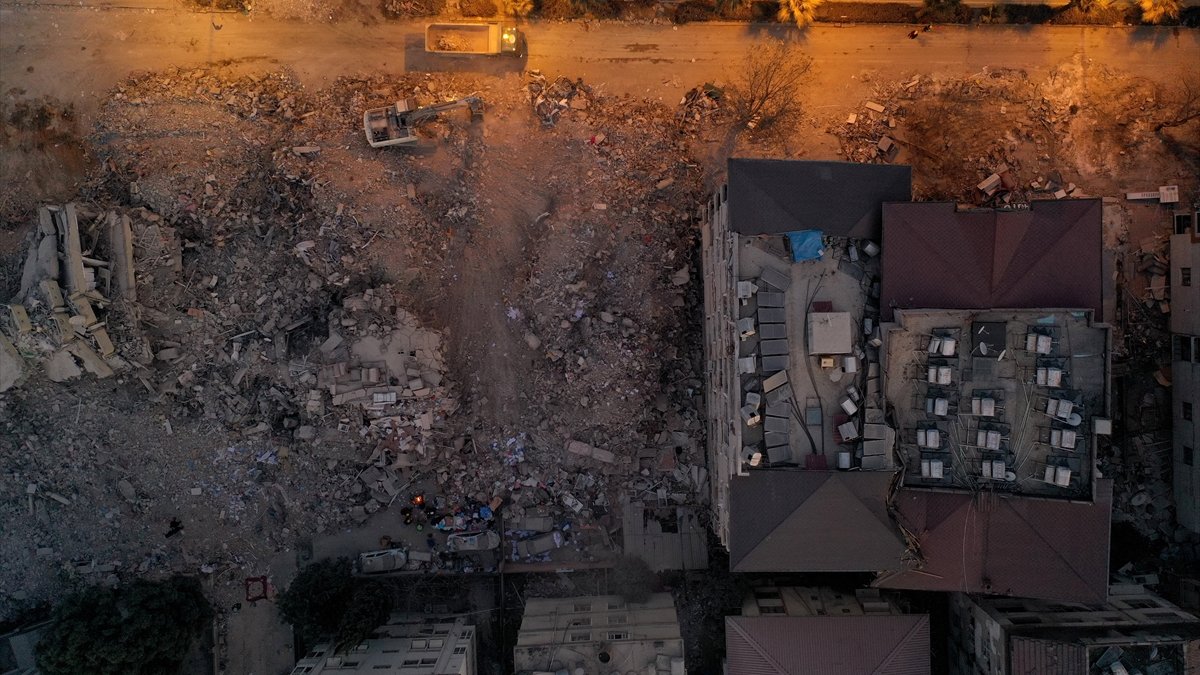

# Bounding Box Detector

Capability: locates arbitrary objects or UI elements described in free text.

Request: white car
[357,548,408,575]
[446,530,501,552]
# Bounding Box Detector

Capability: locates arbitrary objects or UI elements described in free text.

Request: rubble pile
[525,71,595,127]
[676,84,723,128]
[1103,431,1199,557]
[1,63,717,621]
[829,71,1073,202]
[95,67,312,223]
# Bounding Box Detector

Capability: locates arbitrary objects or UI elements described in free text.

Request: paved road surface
[1,5,1197,111]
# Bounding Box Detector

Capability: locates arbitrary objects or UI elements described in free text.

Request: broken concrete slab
[567,440,616,464]
[7,304,33,333]
[109,212,137,301]
[44,348,83,382]
[55,204,87,294]
[67,341,114,378]
[0,334,25,392]
[116,479,137,502]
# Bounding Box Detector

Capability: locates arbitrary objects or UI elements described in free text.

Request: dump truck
[362,96,483,148]
[425,22,520,56]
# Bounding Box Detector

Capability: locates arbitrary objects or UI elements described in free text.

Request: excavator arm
[397,96,483,127]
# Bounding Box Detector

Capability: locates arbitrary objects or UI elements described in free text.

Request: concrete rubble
[0,61,714,636]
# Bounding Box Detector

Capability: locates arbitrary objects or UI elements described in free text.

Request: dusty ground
[1,42,1198,675]
[0,61,709,675]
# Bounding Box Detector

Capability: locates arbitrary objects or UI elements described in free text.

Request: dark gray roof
[729,471,905,572]
[726,159,912,239]
[726,615,931,675]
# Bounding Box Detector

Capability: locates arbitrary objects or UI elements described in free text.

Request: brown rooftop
[725,615,931,675]
[875,480,1113,604]
[880,200,1104,321]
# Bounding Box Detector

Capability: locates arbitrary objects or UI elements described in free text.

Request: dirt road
[1,7,1197,115]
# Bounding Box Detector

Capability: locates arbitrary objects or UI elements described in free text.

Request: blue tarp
[786,230,825,261]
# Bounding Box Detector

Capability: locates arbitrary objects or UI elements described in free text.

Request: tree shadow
[1125,25,1178,47]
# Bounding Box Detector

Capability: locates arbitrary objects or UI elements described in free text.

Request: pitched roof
[729,471,905,572]
[880,200,1104,321]
[875,481,1113,604]
[725,615,931,675]
[726,159,912,239]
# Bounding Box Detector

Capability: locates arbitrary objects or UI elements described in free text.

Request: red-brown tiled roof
[1009,637,1087,675]
[725,615,931,675]
[875,481,1112,604]
[880,200,1104,321]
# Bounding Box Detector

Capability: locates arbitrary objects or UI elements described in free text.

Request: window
[419,658,437,665]
[1183,267,1193,287]
[410,639,428,650]
[607,632,628,640]
[373,667,391,671]
[573,603,591,612]
[654,641,665,648]
[569,632,591,642]
[453,646,467,655]
[428,639,445,649]
[607,601,625,610]
[382,649,400,654]
[1009,616,1042,625]
[568,618,591,627]
[402,660,419,667]
[1185,402,1194,421]
[1186,446,1195,467]
[1177,335,1195,363]
[608,614,627,625]
[760,605,786,615]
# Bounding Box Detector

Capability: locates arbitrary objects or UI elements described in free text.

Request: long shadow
[403,33,528,74]
[743,21,809,45]
[1125,25,1177,48]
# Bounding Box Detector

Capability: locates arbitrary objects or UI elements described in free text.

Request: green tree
[333,581,395,652]
[1138,0,1180,23]
[277,558,356,645]
[36,576,212,675]
[610,556,659,604]
[502,0,533,16]
[776,0,822,27]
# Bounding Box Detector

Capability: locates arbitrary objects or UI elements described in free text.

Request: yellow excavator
[362,96,483,149]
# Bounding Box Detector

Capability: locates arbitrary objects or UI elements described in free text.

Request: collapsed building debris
[525,71,594,127]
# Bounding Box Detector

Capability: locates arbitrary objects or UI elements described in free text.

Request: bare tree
[1155,73,1200,133]
[728,39,814,132]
